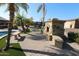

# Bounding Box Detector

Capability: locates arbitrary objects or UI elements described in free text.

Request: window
[70,24,72,28]
[47,27,49,32]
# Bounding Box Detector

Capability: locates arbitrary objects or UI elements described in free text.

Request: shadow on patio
[9,47,66,56]
[27,33,47,41]
[48,45,79,56]
[9,45,79,56]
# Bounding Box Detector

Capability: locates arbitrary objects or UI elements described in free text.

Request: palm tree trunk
[20,19,26,32]
[42,3,45,26]
[5,3,15,50]
[41,3,45,34]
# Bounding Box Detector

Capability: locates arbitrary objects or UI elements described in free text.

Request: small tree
[16,13,26,32]
[0,3,29,50]
[24,17,34,26]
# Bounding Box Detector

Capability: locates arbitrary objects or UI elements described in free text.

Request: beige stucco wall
[44,21,64,47]
[53,21,64,35]
[64,21,75,29]
[44,20,64,36]
[44,19,78,48]
[44,20,76,36]
[44,21,53,36]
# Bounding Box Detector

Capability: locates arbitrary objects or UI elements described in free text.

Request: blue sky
[0,3,79,21]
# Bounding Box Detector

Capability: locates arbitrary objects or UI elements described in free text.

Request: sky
[1,3,79,21]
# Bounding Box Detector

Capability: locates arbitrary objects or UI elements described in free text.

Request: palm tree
[16,13,26,32]
[0,3,29,50]
[37,3,46,33]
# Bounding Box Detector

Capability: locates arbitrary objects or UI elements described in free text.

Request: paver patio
[10,30,79,56]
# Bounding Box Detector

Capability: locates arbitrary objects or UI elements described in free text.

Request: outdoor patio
[10,30,79,56]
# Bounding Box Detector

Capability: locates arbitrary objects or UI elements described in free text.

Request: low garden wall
[47,35,63,48]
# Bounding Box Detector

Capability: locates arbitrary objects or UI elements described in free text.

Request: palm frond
[16,3,29,13]
[16,13,22,19]
[45,7,47,16]
[43,3,46,16]
[0,3,6,6]
[0,3,8,12]
[14,4,19,12]
[37,4,42,13]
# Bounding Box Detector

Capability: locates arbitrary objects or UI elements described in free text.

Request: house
[64,19,79,29]
[44,18,65,40]
[44,18,79,41]
[44,18,65,47]
[0,17,9,29]
[44,18,79,48]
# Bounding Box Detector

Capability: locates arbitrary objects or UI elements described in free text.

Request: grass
[0,37,25,56]
[0,37,6,49]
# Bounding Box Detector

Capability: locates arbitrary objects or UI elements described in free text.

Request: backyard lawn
[0,37,6,49]
[0,37,25,56]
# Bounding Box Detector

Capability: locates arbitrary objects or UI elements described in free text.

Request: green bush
[21,28,31,34]
[26,28,30,32]
[68,32,78,42]
[75,38,79,44]
[75,33,79,44]
[68,32,79,43]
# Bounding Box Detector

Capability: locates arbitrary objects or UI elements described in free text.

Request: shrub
[21,28,31,34]
[75,38,79,44]
[75,33,79,44]
[68,32,78,42]
[26,28,30,32]
[68,32,79,44]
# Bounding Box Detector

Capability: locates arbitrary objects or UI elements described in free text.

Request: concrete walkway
[10,31,79,56]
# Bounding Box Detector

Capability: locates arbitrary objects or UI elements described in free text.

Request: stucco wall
[53,21,64,35]
[64,21,75,29]
[44,20,65,35]
[44,21,53,35]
